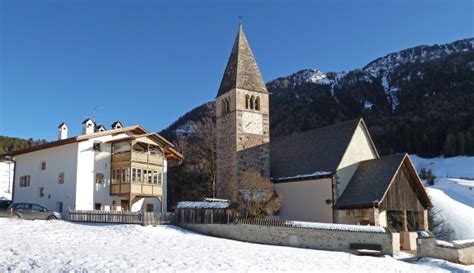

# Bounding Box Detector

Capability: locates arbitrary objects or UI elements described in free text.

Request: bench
[349,243,383,257]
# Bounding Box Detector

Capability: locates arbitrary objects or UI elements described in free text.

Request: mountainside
[0,136,48,154]
[162,38,474,158]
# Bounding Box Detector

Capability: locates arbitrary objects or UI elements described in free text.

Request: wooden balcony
[111,181,163,196]
[112,151,163,165]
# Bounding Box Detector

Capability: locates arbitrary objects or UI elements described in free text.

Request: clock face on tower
[242,112,263,135]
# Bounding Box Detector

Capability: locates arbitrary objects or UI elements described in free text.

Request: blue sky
[0,0,472,140]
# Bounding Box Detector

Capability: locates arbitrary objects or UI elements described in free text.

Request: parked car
[0,200,12,217]
[8,203,61,220]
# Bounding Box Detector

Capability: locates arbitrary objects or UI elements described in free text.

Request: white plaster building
[0,160,14,200]
[4,120,182,217]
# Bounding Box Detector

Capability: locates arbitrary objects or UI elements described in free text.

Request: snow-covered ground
[0,219,472,273]
[409,155,474,240]
[410,155,474,179]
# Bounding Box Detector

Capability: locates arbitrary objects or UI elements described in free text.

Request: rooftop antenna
[92,106,104,124]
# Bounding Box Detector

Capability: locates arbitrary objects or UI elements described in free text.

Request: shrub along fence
[69,210,175,226]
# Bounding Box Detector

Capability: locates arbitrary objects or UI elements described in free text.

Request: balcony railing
[111,181,163,196]
[112,151,163,165]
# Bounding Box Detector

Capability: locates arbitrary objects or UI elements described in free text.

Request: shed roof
[335,153,432,209]
[270,118,368,180]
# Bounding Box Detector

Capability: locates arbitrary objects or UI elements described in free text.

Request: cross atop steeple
[216,25,268,98]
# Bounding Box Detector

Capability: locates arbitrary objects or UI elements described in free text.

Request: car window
[32,204,46,212]
[15,203,28,209]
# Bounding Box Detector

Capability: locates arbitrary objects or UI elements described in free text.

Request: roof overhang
[1,125,183,161]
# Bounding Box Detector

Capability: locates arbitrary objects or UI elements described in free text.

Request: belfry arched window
[245,95,250,109]
[226,98,230,113]
[221,100,226,115]
[250,95,255,110]
[255,96,260,111]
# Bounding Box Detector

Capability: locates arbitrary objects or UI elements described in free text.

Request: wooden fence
[176,208,239,224]
[69,210,175,226]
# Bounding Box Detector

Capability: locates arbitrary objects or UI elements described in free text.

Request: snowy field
[0,218,472,273]
[409,155,474,240]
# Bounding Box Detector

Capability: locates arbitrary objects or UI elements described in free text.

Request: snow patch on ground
[0,219,472,272]
[410,155,474,240]
[410,155,474,179]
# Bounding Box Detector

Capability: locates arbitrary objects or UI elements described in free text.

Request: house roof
[82,118,95,124]
[111,121,123,128]
[2,125,183,160]
[334,153,432,209]
[216,24,268,98]
[270,118,372,180]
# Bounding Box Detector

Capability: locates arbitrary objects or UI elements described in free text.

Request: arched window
[221,100,226,115]
[255,97,260,111]
[225,98,230,113]
[245,95,250,109]
[250,95,255,110]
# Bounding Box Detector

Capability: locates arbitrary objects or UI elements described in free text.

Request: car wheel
[47,215,58,220]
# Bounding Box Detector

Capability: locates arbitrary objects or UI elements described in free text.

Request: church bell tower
[215,25,270,200]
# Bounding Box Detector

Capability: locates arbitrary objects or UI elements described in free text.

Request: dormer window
[111,121,123,130]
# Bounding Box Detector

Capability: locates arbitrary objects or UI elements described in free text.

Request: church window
[226,98,230,112]
[221,100,226,115]
[255,97,260,111]
[250,95,255,109]
[245,95,250,109]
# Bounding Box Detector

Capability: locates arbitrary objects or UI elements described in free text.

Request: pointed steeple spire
[216,25,268,97]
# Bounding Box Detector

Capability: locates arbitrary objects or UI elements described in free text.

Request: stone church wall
[181,222,393,255]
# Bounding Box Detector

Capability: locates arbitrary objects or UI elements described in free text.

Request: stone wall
[417,234,474,265]
[180,222,394,255]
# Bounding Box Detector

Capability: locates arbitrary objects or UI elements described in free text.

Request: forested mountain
[0,136,48,154]
[162,38,474,158]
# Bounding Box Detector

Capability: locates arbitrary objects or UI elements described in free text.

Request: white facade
[11,126,174,217]
[0,161,14,200]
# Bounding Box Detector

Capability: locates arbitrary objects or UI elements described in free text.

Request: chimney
[82,118,95,135]
[111,121,123,130]
[58,122,68,140]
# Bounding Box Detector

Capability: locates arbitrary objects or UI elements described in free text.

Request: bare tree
[237,170,283,218]
[168,116,217,207]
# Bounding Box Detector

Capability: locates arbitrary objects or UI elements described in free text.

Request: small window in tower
[226,98,230,112]
[221,100,226,115]
[245,95,250,109]
[250,96,255,109]
[255,97,260,111]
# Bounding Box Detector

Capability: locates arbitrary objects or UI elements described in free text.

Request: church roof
[270,119,364,180]
[334,153,432,209]
[216,25,268,97]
